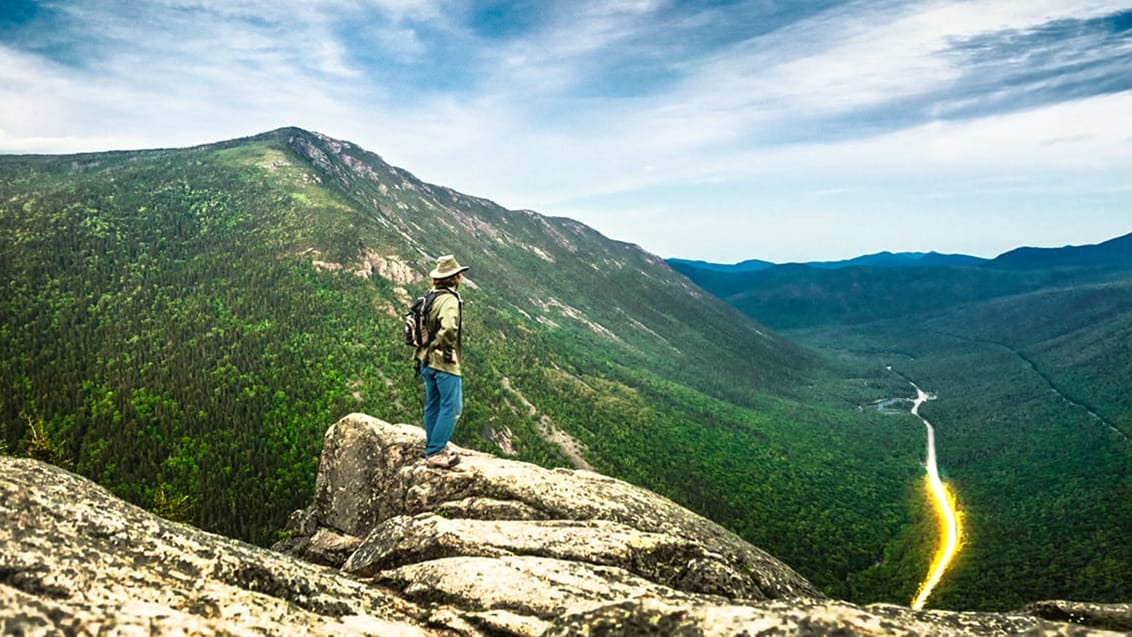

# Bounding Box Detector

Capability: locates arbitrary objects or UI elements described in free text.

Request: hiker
[416,254,468,468]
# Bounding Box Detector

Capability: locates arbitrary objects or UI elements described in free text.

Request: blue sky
[2,0,1130,262]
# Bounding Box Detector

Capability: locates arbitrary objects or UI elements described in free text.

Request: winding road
[907,381,963,611]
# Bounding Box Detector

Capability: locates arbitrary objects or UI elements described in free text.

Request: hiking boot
[425,451,456,468]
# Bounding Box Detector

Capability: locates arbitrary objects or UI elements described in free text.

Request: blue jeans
[421,366,462,457]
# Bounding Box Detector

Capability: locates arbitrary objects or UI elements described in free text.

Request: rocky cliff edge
[2,412,1130,635]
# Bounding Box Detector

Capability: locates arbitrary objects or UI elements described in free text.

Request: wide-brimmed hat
[429,254,470,279]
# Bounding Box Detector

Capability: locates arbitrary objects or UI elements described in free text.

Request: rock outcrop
[4,412,1131,635]
[276,414,819,604]
[0,454,433,636]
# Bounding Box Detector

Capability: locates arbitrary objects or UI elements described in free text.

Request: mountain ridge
[667,230,1132,330]
[990,230,1132,269]
[3,127,1131,610]
[670,251,989,272]
[670,231,1132,274]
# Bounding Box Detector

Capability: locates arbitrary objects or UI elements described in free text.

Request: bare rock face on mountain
[4,413,1131,636]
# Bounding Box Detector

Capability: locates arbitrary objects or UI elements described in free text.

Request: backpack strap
[442,288,462,355]
[454,290,463,354]
[424,288,461,359]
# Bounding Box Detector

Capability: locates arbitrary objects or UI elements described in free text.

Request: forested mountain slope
[0,128,924,603]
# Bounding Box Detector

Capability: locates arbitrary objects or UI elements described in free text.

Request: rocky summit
[3,413,1131,636]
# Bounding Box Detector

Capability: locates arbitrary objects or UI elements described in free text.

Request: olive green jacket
[415,286,463,376]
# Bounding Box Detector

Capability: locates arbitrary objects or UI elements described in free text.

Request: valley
[675,244,1132,610]
[798,318,1132,611]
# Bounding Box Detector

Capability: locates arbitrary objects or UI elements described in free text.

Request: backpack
[403,289,451,349]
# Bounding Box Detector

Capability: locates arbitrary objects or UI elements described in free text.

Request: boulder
[280,413,820,603]
[1021,600,1132,632]
[0,455,438,636]
[342,515,765,599]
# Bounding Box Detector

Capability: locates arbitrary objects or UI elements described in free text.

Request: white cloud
[538,88,1132,261]
[801,91,1132,171]
[0,47,74,135]
[1,0,1128,260]
[647,0,1126,126]
[0,0,383,152]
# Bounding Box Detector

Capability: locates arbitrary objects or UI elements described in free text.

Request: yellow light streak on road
[908,383,964,611]
[911,474,963,610]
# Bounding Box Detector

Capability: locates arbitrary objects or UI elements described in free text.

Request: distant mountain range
[670,251,989,273]
[667,231,1132,329]
[671,233,1132,275]
[990,231,1132,269]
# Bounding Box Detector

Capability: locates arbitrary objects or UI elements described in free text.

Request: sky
[2,1,1131,263]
